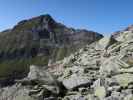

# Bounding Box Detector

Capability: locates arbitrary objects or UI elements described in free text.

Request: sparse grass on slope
[0,56,49,83]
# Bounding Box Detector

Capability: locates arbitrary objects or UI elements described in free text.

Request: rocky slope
[0,26,133,100]
[0,14,103,86]
[112,25,133,41]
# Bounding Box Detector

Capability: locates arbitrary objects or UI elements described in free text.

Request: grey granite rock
[62,74,90,90]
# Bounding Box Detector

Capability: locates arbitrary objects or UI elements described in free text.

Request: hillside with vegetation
[0,14,103,86]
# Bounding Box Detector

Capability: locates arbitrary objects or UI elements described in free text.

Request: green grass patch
[0,56,49,81]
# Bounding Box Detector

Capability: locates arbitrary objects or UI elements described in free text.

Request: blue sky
[0,0,133,36]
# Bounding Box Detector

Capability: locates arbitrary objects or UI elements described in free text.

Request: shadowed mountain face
[0,14,103,61]
[0,14,103,86]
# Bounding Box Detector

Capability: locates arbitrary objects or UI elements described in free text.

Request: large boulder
[15,65,61,100]
[62,74,91,90]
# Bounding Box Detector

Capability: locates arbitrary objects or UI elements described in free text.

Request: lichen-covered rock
[0,84,34,100]
[94,86,106,100]
[124,94,133,100]
[62,74,90,90]
[11,65,60,100]
[112,74,133,87]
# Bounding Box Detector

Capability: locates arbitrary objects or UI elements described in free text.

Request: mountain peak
[30,14,55,24]
[0,14,103,86]
[12,14,57,33]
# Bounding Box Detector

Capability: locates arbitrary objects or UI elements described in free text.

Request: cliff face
[0,14,103,86]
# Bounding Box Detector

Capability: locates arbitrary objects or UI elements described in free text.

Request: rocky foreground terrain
[0,15,133,100]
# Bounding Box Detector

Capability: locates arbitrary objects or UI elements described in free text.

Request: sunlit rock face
[112,25,133,42]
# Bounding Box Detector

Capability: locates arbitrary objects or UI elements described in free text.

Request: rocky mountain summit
[0,24,133,100]
[0,14,102,61]
[0,14,103,86]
